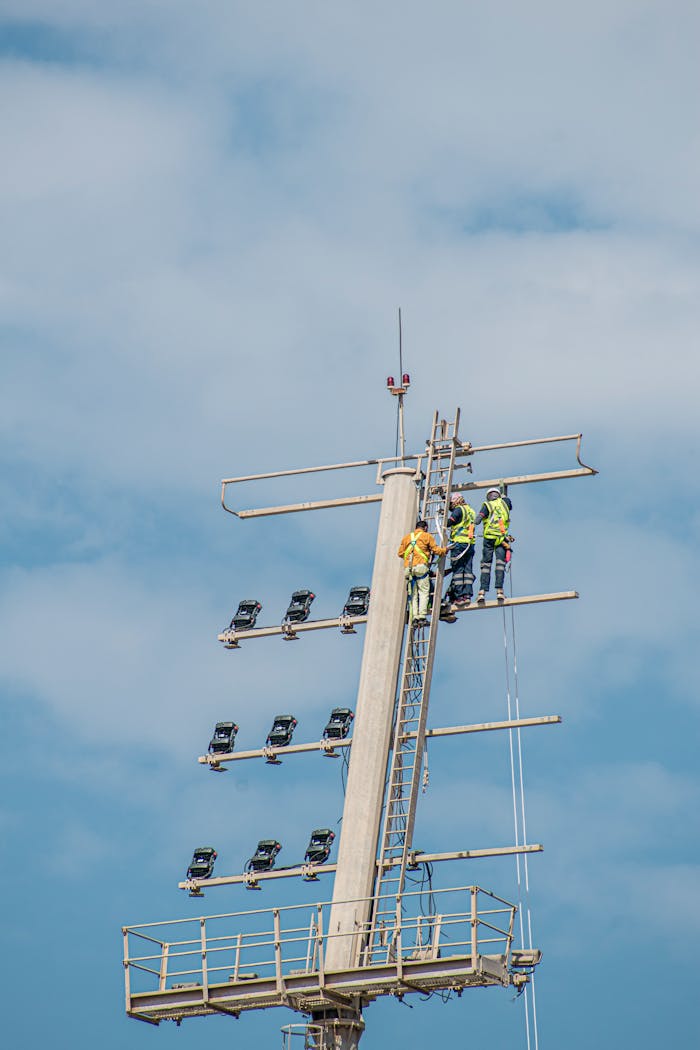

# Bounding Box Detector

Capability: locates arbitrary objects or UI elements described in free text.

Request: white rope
[501,602,531,1050]
[502,561,539,1050]
[508,565,540,1050]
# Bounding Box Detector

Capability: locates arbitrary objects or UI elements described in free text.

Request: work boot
[476,591,486,604]
[496,589,505,601]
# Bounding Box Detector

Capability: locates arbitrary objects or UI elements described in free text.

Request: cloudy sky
[1,2,699,1048]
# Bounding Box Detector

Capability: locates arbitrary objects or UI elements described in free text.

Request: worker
[445,493,476,607]
[476,486,512,602]
[397,519,447,627]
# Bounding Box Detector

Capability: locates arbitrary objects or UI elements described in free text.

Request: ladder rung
[371,425,458,938]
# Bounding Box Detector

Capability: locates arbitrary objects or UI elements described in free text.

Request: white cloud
[1,7,699,1044]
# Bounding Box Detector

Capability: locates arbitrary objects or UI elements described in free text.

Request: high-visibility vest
[483,497,510,544]
[450,504,475,546]
[403,531,429,567]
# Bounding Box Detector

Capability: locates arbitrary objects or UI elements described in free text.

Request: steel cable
[501,561,539,1050]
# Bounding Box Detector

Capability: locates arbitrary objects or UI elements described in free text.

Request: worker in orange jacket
[397,519,447,627]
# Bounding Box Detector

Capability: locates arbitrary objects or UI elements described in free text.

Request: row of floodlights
[208,708,355,755]
[187,829,336,882]
[226,587,370,632]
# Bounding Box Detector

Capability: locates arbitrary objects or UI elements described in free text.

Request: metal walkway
[369,413,460,946]
[123,883,535,1025]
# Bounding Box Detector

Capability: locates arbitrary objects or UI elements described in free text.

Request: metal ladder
[368,411,461,956]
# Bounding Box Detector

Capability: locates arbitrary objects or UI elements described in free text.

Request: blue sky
[1,2,699,1047]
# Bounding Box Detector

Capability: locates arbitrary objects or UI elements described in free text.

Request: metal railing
[123,884,517,999]
[220,432,596,519]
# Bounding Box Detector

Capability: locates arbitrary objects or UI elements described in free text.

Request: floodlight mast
[122,394,597,1049]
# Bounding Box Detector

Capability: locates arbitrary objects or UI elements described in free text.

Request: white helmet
[449,493,465,506]
[486,487,500,499]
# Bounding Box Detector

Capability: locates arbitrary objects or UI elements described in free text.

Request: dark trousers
[449,544,475,600]
[480,537,506,591]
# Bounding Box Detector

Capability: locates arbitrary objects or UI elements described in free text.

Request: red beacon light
[387,374,409,396]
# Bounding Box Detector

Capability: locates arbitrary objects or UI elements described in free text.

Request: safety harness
[403,531,430,570]
[449,504,475,546]
[483,497,511,545]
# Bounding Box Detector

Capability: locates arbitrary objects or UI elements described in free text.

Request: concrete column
[324,468,418,975]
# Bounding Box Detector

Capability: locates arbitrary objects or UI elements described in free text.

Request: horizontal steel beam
[454,590,578,612]
[452,467,595,494]
[237,493,383,519]
[222,457,398,485]
[221,432,589,487]
[467,433,587,453]
[420,716,561,740]
[226,466,594,519]
[407,845,543,866]
[180,863,335,891]
[179,844,542,892]
[200,739,352,765]
[218,614,368,646]
[218,592,577,648]
[199,716,561,767]
[221,430,597,519]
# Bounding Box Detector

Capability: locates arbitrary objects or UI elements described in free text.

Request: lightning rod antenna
[387,308,410,461]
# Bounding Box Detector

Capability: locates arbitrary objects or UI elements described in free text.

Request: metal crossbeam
[449,590,578,612]
[199,739,352,765]
[453,468,594,493]
[197,715,561,767]
[218,615,367,647]
[178,844,543,892]
[420,715,561,739]
[220,432,596,520]
[217,592,577,648]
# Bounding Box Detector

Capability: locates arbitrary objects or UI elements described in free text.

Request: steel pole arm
[179,844,543,892]
[198,715,561,767]
[220,433,597,519]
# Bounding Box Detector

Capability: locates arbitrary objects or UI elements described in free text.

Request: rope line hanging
[508,565,540,1050]
[502,562,539,1050]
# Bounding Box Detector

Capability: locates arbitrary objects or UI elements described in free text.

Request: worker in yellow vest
[445,493,476,607]
[397,519,447,627]
[476,487,512,602]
